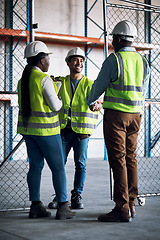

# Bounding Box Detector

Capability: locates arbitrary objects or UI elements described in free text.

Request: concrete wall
[34,0,105,159]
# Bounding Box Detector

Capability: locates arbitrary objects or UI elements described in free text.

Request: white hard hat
[24,41,52,58]
[65,47,86,62]
[110,20,137,41]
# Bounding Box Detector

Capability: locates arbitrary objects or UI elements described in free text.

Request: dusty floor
[0,158,160,240]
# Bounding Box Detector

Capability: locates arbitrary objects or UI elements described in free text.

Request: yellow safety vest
[58,75,98,134]
[17,68,60,136]
[103,51,149,113]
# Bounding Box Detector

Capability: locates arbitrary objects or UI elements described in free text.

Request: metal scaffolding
[84,0,160,157]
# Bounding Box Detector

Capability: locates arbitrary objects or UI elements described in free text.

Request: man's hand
[89,100,102,112]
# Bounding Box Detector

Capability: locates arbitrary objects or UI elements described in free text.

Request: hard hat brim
[24,52,53,59]
[65,55,86,62]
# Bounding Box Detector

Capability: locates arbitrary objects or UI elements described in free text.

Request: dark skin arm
[89,99,103,112]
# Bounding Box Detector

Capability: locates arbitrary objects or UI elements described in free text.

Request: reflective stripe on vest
[72,111,98,119]
[19,110,58,118]
[17,68,60,136]
[72,122,97,129]
[18,121,59,129]
[103,52,148,113]
[59,75,98,134]
[104,96,143,106]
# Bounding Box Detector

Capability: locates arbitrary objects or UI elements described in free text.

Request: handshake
[89,98,103,112]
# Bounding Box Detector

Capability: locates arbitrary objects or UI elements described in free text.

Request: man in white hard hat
[48,47,102,210]
[87,20,150,222]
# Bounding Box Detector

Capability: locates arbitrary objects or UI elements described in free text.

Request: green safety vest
[17,68,60,136]
[58,75,99,134]
[103,51,149,113]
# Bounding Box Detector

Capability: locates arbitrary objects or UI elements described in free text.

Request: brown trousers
[103,109,141,212]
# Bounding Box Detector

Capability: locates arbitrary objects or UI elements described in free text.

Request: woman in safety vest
[17,41,76,220]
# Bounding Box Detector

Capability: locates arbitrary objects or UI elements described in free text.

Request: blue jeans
[23,134,67,203]
[61,129,89,194]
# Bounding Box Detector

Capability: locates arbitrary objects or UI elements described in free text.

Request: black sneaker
[71,193,84,209]
[48,196,58,209]
[29,202,51,218]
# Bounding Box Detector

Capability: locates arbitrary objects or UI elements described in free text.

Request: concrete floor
[0,158,160,240]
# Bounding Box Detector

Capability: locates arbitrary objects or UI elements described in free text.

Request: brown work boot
[29,202,51,219]
[98,207,132,222]
[55,202,77,220]
[130,205,136,218]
